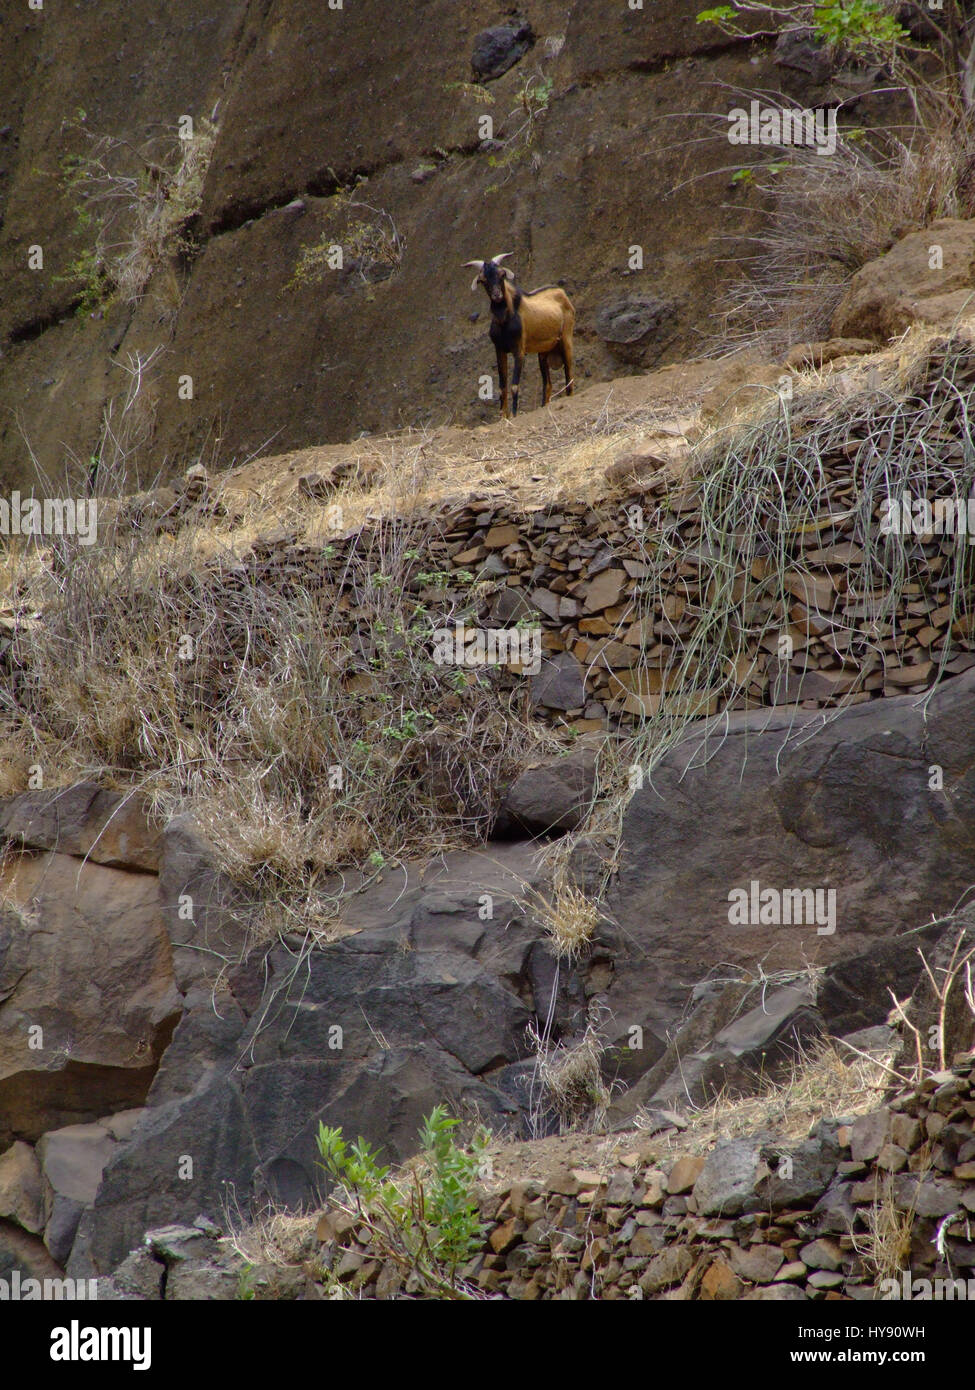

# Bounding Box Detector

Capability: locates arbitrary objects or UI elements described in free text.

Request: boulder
[68,843,575,1276]
[605,668,975,1034]
[471,23,534,81]
[693,1139,766,1217]
[609,981,821,1116]
[0,1140,46,1234]
[0,852,180,1143]
[817,930,942,1036]
[0,784,160,872]
[762,1128,841,1210]
[493,746,597,837]
[831,218,975,341]
[37,1121,120,1264]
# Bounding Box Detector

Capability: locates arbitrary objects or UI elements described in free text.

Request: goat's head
[462,254,514,304]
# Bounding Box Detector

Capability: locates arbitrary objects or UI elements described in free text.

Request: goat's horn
[462,259,485,291]
[491,253,513,263]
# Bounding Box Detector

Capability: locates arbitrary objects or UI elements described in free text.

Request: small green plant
[812,0,907,51]
[316,1105,490,1294]
[288,176,404,290]
[697,0,908,53]
[484,69,555,191]
[57,112,217,312]
[382,707,433,741]
[416,1108,489,1273]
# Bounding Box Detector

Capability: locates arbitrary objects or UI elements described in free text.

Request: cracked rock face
[8,671,975,1280]
[604,667,975,1035]
[0,851,180,1145]
[66,842,585,1277]
[0,1,793,492]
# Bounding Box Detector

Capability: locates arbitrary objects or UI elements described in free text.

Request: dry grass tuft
[648,1037,895,1158]
[528,1006,612,1134]
[59,114,217,310]
[717,115,975,353]
[529,881,601,963]
[854,1174,919,1284]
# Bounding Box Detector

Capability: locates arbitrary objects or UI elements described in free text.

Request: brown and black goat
[463,254,575,418]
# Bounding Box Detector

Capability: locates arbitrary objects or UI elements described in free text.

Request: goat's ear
[501,267,516,282]
[470,275,482,292]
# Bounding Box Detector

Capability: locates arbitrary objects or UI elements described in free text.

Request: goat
[463,254,575,418]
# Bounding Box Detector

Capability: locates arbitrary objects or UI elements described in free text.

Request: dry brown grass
[528,1008,612,1135]
[647,1037,895,1159]
[853,1174,919,1284]
[0,500,557,939]
[529,881,601,963]
[1,321,970,949]
[59,115,217,310]
[477,1035,896,1192]
[718,116,975,353]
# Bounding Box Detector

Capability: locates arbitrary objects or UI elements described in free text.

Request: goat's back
[522,284,574,333]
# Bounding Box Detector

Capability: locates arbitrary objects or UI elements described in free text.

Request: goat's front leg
[511,351,524,417]
[496,346,509,417]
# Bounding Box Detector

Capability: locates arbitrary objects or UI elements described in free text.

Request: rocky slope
[90,1053,975,1300]
[1,179,975,1297]
[0,0,909,492]
[0,658,972,1284]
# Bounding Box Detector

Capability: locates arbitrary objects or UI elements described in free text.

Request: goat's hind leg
[536,353,550,405]
[561,336,574,397]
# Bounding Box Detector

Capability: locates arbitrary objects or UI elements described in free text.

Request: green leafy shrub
[316,1104,490,1295]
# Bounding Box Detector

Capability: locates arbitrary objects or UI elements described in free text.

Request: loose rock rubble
[128,338,973,736]
[103,1055,975,1301]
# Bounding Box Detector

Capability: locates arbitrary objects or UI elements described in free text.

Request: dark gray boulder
[68,840,577,1276]
[493,746,597,837]
[472,23,534,81]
